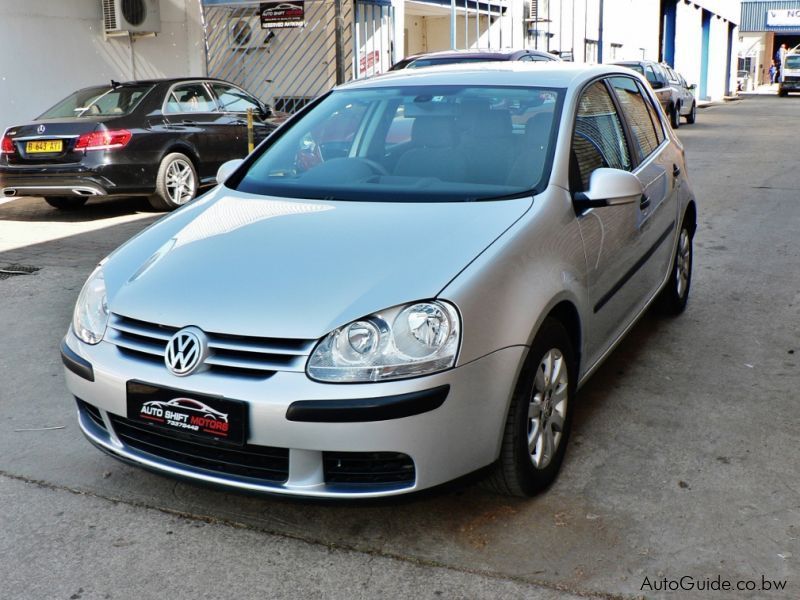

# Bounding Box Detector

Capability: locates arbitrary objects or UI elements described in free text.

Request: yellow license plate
[26,140,63,153]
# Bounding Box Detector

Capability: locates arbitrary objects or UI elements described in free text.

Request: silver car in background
[62,63,697,498]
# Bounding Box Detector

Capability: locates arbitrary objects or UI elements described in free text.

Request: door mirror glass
[650,80,665,90]
[217,158,244,185]
[574,168,643,209]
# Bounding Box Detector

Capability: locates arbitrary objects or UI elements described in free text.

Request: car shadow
[0,195,162,223]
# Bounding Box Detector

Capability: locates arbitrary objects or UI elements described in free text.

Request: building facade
[739,0,800,87]
[0,0,206,131]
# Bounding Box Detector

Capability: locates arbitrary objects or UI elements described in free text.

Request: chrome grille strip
[107,313,314,375]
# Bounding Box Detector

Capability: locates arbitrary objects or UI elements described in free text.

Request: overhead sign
[260,2,305,28]
[767,9,800,27]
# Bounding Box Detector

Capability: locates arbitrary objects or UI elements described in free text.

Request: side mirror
[573,168,643,211]
[216,158,244,186]
[650,80,665,90]
[688,83,697,90]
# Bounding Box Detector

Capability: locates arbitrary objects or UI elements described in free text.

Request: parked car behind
[0,78,284,211]
[390,48,560,70]
[612,60,696,128]
[63,63,697,499]
[778,53,800,96]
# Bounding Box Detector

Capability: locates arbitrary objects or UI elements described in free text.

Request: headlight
[72,267,109,345]
[307,300,460,383]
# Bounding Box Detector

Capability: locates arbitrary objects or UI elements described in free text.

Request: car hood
[105,188,532,340]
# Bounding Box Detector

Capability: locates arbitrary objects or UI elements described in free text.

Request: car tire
[149,152,198,211]
[44,196,88,210]
[778,87,788,97]
[685,101,696,124]
[670,102,681,129]
[658,216,693,315]
[484,317,576,497]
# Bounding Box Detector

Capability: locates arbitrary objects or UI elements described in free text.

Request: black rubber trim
[60,337,94,382]
[594,220,676,314]
[286,385,450,423]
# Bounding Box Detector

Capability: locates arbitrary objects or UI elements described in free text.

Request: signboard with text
[767,9,800,27]
[259,1,305,28]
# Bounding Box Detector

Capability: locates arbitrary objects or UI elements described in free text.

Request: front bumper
[63,330,525,498]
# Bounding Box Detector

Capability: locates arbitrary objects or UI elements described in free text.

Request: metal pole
[451,0,456,49]
[334,0,346,84]
[597,0,604,63]
[246,108,255,153]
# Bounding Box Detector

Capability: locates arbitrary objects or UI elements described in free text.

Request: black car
[389,48,560,71]
[612,61,697,128]
[0,78,282,210]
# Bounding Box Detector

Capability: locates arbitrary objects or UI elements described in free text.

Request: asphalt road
[0,95,798,600]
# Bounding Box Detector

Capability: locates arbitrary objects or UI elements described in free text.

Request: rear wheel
[670,102,681,129]
[149,152,198,211]
[485,318,576,497]
[44,196,87,210]
[685,101,697,124]
[658,216,693,315]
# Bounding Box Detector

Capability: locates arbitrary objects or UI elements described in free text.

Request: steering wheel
[355,158,389,176]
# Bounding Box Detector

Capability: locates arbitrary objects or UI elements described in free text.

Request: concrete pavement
[0,95,797,599]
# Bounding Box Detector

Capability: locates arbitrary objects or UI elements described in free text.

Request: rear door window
[609,76,660,162]
[165,83,217,114]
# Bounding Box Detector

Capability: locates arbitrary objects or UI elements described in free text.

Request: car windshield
[407,57,505,68]
[234,85,563,203]
[785,55,800,69]
[38,84,154,119]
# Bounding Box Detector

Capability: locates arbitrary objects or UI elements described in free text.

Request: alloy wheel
[676,228,691,299]
[527,348,569,469]
[165,159,196,205]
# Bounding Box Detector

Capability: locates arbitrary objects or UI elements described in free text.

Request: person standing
[776,44,788,82]
[770,61,777,84]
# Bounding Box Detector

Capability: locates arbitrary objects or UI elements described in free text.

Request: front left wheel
[485,317,576,497]
[149,152,198,211]
[685,101,697,125]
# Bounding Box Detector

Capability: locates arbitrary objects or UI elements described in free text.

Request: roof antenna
[111,79,121,88]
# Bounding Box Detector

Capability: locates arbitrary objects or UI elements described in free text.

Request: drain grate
[0,264,40,281]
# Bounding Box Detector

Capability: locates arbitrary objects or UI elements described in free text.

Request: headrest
[471,109,512,140]
[411,117,456,147]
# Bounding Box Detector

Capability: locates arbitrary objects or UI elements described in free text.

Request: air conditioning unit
[103,0,161,36]
[229,16,274,51]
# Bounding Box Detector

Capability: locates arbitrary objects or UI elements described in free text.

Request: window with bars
[571,81,630,192]
[608,76,660,161]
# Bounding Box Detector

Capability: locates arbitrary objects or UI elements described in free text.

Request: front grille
[323,451,415,485]
[106,313,315,379]
[77,399,107,431]
[108,414,290,483]
[785,75,800,82]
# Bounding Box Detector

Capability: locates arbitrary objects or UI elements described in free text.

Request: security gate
[202,0,394,113]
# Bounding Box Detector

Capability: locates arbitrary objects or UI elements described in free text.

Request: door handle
[181,119,197,125]
[640,194,651,210]
[673,164,681,177]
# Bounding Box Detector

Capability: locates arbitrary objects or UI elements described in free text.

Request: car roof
[408,48,552,60]
[340,62,627,91]
[83,77,235,87]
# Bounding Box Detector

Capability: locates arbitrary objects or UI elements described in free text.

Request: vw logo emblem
[37,124,46,134]
[164,327,208,376]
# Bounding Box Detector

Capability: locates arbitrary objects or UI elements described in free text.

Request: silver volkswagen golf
[62,63,696,498]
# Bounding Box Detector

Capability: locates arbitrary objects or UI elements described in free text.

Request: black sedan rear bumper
[0,157,158,198]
